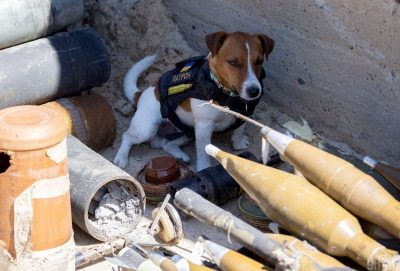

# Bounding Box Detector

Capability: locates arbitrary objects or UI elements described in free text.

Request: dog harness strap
[158,56,264,136]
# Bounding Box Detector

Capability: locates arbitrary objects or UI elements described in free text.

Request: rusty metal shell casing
[263,129,400,239]
[203,239,269,271]
[42,94,116,151]
[206,145,400,270]
[0,105,74,270]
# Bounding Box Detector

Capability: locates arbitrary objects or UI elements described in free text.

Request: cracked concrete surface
[164,0,400,164]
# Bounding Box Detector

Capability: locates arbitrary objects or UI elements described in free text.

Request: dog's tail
[123,55,157,103]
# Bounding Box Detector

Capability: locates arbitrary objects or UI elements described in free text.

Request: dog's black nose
[246,85,261,98]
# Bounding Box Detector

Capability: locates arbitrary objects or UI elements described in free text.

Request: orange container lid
[0,105,67,151]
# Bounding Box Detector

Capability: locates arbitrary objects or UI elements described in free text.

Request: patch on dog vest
[168,83,193,95]
[166,60,199,87]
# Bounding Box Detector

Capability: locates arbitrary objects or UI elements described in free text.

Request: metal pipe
[174,188,289,269]
[0,0,84,49]
[0,28,110,110]
[67,135,145,241]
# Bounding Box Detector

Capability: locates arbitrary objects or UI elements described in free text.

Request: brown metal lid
[0,105,67,151]
[145,156,180,184]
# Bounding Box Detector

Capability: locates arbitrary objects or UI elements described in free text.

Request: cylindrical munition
[174,189,349,271]
[67,135,145,241]
[171,255,216,271]
[203,239,269,271]
[113,247,162,271]
[261,128,400,239]
[266,234,345,269]
[0,106,74,270]
[174,189,280,265]
[145,251,178,271]
[206,145,399,270]
[0,0,83,49]
[42,95,116,151]
[0,28,111,110]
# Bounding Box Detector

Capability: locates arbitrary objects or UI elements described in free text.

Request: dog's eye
[227,60,240,68]
[255,58,264,65]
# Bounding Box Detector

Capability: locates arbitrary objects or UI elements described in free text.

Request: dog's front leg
[231,124,249,150]
[194,121,214,171]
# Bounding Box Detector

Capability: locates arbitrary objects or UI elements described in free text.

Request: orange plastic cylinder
[0,105,74,269]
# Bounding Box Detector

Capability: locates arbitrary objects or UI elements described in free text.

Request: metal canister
[0,105,74,270]
[237,194,272,232]
[42,94,116,150]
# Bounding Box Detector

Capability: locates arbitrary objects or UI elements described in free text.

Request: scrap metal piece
[149,194,171,235]
[151,202,184,244]
[75,238,126,268]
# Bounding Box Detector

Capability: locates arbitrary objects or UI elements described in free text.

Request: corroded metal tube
[67,135,145,241]
[0,28,110,110]
[42,95,116,151]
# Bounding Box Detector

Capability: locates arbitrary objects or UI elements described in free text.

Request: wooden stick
[208,102,273,133]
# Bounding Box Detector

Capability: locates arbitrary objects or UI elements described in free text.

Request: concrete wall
[164,0,400,163]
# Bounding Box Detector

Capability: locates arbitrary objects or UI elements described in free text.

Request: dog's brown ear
[256,34,275,60]
[205,32,228,56]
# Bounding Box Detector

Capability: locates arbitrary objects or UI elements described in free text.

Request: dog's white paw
[232,135,249,150]
[173,152,191,163]
[113,154,129,169]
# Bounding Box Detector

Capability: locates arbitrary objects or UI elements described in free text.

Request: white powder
[88,182,143,240]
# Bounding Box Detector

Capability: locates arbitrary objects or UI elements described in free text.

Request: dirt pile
[74,0,197,117]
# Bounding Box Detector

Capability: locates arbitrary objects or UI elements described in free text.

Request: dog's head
[206,31,274,101]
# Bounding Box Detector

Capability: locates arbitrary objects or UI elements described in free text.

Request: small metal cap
[0,105,67,151]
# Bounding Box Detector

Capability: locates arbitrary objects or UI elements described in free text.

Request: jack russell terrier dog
[114,31,274,171]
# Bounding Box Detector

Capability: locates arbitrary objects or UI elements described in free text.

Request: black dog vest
[158,55,264,136]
